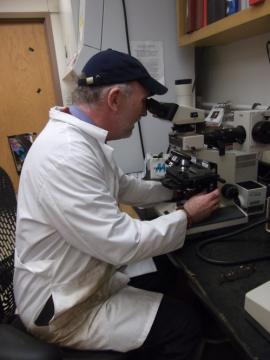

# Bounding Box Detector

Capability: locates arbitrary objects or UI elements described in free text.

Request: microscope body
[173,109,269,214]
[146,96,270,214]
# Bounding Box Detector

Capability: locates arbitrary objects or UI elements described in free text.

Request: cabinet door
[0,20,59,190]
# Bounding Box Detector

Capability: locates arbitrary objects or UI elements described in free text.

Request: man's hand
[183,189,220,224]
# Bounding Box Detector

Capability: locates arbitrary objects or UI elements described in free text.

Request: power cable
[122,0,146,160]
[196,218,270,265]
[100,0,105,50]
[266,40,270,63]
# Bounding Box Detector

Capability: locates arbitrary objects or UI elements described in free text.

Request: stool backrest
[0,167,17,322]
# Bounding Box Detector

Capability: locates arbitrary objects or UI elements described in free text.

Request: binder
[241,0,249,9]
[207,0,226,24]
[203,0,208,27]
[195,0,204,30]
[226,0,239,15]
[249,0,265,5]
[186,0,197,33]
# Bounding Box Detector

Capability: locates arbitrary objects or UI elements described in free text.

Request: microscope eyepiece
[146,98,179,121]
[252,120,270,144]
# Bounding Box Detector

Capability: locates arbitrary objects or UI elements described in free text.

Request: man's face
[109,81,149,140]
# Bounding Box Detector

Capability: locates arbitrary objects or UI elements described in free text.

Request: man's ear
[107,86,121,112]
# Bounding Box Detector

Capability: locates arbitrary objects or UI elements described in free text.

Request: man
[14,49,220,359]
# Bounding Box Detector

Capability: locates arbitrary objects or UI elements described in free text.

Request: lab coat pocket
[47,266,130,347]
[15,250,55,277]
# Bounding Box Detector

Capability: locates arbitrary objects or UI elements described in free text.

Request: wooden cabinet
[177,0,270,47]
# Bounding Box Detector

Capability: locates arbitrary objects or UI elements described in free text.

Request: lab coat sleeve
[117,168,174,206]
[38,146,187,267]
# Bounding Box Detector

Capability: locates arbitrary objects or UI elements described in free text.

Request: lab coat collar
[69,105,95,124]
[49,107,108,144]
[49,107,116,173]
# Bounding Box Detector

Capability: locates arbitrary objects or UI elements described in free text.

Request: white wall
[197,32,270,106]
[1,0,194,173]
[72,0,194,172]
[197,32,270,162]
[0,0,57,12]
[58,0,77,63]
[117,0,194,155]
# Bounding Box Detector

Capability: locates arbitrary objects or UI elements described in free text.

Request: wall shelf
[177,0,270,47]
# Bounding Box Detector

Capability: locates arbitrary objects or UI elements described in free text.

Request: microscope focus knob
[221,184,239,200]
[252,121,270,144]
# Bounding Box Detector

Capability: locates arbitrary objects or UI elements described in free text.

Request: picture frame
[8,133,36,175]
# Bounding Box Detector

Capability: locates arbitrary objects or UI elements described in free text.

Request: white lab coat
[14,107,188,352]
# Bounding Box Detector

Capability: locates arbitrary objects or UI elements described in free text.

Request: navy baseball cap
[78,49,168,96]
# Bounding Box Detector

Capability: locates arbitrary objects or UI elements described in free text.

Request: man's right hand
[183,188,220,224]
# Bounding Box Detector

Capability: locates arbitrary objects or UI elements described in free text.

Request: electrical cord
[251,102,262,109]
[100,0,105,49]
[258,160,270,182]
[266,40,270,63]
[122,0,131,54]
[258,172,270,182]
[121,0,146,160]
[196,218,270,266]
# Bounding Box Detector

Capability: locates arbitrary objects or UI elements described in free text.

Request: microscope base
[152,202,248,235]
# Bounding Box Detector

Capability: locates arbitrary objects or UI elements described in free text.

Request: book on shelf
[186,0,196,33]
[249,0,265,5]
[226,0,240,15]
[186,0,208,33]
[195,0,204,30]
[186,0,251,33]
[241,0,249,9]
[195,0,209,30]
[207,0,226,24]
[202,0,208,27]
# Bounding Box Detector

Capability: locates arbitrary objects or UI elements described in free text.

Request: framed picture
[8,133,36,175]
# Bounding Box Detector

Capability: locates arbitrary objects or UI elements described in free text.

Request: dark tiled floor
[200,340,240,360]
[197,310,245,360]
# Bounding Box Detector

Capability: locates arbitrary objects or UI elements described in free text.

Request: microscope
[198,109,270,215]
[146,82,270,334]
[146,80,270,232]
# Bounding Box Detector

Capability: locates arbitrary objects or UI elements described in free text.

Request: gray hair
[72,82,132,106]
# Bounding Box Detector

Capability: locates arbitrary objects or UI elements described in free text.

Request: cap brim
[139,77,168,96]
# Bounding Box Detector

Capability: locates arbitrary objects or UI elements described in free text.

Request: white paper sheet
[124,257,157,278]
[131,41,165,85]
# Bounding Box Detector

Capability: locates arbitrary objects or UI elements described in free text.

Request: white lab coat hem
[14,108,188,351]
[135,294,163,349]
